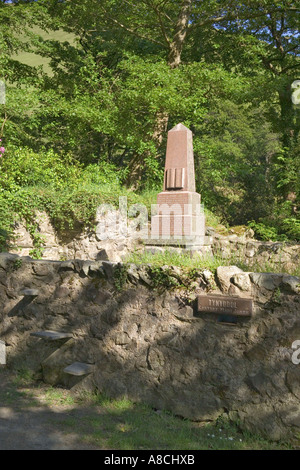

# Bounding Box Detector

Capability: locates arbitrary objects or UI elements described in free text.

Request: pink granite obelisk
[150,123,205,246]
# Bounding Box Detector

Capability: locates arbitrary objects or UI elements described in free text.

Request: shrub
[247,221,283,241]
[281,218,300,241]
[0,146,82,190]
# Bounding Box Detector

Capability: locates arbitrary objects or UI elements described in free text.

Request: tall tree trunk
[126,0,192,188]
[151,0,192,146]
[277,85,299,205]
[168,0,192,69]
[278,85,295,148]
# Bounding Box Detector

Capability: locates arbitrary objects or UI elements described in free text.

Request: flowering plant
[0,139,5,156]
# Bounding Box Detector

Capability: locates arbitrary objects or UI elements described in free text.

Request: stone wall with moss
[9,211,300,274]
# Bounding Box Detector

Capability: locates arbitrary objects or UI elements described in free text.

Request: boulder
[216,265,244,292]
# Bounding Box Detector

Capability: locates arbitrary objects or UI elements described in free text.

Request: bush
[79,162,121,187]
[0,146,130,252]
[0,146,82,190]
[281,218,300,241]
[247,221,285,241]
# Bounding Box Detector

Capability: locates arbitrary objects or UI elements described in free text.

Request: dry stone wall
[10,212,300,273]
[212,231,300,274]
[0,252,299,441]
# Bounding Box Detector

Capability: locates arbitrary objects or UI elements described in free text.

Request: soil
[0,368,102,450]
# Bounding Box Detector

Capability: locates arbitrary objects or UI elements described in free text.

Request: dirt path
[0,368,102,450]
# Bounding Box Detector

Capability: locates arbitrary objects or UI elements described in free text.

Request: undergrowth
[0,146,298,258]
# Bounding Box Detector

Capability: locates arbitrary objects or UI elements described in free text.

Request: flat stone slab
[21,289,39,296]
[63,362,94,376]
[144,236,212,247]
[30,330,73,341]
[0,340,6,365]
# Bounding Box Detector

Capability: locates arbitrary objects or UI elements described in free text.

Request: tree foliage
[0,0,299,239]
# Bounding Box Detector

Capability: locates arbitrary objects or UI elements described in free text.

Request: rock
[127,264,140,285]
[245,228,255,238]
[88,260,105,276]
[228,284,239,295]
[173,305,194,322]
[21,288,39,296]
[102,261,118,279]
[202,269,213,282]
[247,371,274,396]
[0,340,6,365]
[59,260,75,271]
[286,369,300,399]
[102,302,121,325]
[114,332,130,345]
[138,266,153,286]
[232,272,252,291]
[94,289,111,305]
[32,262,53,276]
[96,249,110,261]
[80,260,93,276]
[0,253,20,270]
[231,404,284,441]
[205,226,215,236]
[281,275,300,294]
[216,266,244,292]
[228,234,239,243]
[64,362,94,376]
[245,242,256,258]
[54,286,70,299]
[169,265,182,278]
[249,272,282,291]
[280,405,300,429]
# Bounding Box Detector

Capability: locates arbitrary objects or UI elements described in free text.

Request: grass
[125,247,300,277]
[125,249,225,273]
[0,369,295,450]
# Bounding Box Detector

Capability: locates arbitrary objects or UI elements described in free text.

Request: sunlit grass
[125,246,300,277]
[1,369,295,450]
[125,249,225,273]
[42,387,77,406]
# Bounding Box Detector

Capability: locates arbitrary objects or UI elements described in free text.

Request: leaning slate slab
[0,340,6,365]
[21,289,39,296]
[63,362,94,376]
[30,330,73,341]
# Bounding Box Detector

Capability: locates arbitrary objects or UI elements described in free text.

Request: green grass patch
[42,387,77,406]
[0,370,295,450]
[125,247,300,277]
[46,389,292,450]
[125,249,225,273]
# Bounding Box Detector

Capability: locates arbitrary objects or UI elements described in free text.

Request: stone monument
[149,123,208,249]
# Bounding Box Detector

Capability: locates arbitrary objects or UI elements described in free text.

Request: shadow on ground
[0,368,103,450]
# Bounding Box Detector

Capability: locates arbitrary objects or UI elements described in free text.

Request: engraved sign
[197,294,252,317]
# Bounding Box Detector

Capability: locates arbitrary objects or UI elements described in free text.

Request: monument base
[151,190,205,241]
[144,235,213,250]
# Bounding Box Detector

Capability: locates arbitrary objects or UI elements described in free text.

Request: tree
[0,0,55,141]
[45,0,299,168]
[1,0,299,235]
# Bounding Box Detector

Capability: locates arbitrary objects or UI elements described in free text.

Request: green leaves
[0,0,298,241]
